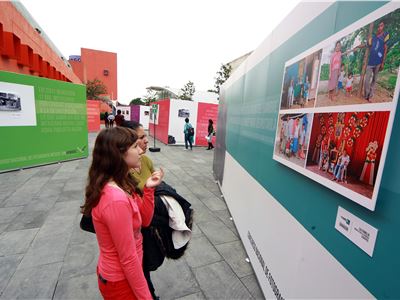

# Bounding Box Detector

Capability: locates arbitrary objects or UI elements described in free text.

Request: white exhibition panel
[140,105,150,130]
[221,151,373,299]
[168,99,198,145]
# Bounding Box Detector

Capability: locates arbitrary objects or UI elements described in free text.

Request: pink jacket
[92,183,155,300]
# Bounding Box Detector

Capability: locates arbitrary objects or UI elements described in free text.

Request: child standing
[337,64,345,96]
[345,72,354,97]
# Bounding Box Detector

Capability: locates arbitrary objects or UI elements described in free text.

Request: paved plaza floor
[0,131,264,300]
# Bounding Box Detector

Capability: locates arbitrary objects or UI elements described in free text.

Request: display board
[87,100,100,132]
[273,6,399,210]
[140,105,150,130]
[168,99,198,145]
[217,2,400,299]
[195,102,218,146]
[0,71,88,172]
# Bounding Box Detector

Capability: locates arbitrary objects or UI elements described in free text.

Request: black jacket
[142,182,193,272]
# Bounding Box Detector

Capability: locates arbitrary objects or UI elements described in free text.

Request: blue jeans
[185,134,192,149]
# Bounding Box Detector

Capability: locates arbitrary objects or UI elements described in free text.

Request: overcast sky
[20,0,299,104]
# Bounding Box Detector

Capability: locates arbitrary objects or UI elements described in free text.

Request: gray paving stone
[216,240,254,278]
[191,201,218,224]
[57,190,84,202]
[69,214,97,246]
[59,240,98,279]
[175,291,206,300]
[39,200,80,236]
[0,254,23,295]
[0,223,8,235]
[22,194,59,213]
[152,258,200,300]
[184,236,222,268]
[0,206,24,224]
[0,228,38,256]
[190,222,203,238]
[214,210,239,238]
[18,232,72,269]
[5,210,48,231]
[193,261,253,300]
[199,194,227,212]
[53,273,101,300]
[197,219,238,245]
[63,179,86,193]
[241,274,265,299]
[0,262,62,300]
[3,176,50,207]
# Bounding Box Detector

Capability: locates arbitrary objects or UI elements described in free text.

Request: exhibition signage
[272,5,399,211]
[87,100,100,132]
[0,71,88,172]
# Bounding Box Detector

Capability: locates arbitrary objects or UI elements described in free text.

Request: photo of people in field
[306,111,390,199]
[316,9,400,107]
[280,50,322,109]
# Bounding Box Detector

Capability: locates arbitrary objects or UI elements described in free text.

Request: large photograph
[280,49,322,109]
[0,92,21,111]
[306,111,390,200]
[316,9,400,107]
[0,82,36,127]
[274,113,313,168]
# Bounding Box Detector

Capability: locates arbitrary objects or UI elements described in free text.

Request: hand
[145,168,164,188]
[379,63,384,72]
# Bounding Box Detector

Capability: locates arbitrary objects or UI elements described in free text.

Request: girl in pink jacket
[81,127,164,300]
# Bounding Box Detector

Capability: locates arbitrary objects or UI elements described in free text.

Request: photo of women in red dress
[306,111,390,199]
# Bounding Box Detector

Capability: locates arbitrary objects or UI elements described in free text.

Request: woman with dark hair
[206,119,214,150]
[81,127,164,300]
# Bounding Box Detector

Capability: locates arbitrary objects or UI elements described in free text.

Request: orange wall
[71,48,117,100]
[0,2,81,83]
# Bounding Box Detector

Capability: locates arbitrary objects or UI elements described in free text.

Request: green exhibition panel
[0,71,88,172]
[215,2,400,298]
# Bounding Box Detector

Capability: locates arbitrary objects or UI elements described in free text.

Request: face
[136,126,149,153]
[123,142,143,169]
[335,42,341,51]
[377,22,384,34]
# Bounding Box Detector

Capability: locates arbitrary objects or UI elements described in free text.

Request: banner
[0,71,88,172]
[87,100,100,132]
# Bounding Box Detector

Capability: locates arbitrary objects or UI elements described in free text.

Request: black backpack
[188,126,194,136]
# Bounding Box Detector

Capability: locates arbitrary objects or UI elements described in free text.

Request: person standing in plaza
[206,119,214,150]
[81,127,164,300]
[183,118,193,150]
[115,109,125,126]
[104,111,110,128]
[108,113,115,128]
[123,121,160,300]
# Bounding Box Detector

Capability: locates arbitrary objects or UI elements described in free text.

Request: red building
[69,48,117,100]
[0,2,81,83]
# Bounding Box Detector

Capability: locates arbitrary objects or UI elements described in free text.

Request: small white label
[335,206,378,257]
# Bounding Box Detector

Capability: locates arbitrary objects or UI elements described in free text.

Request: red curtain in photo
[348,111,390,180]
[307,111,390,183]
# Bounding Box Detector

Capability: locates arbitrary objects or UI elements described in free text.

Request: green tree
[179,81,195,100]
[143,89,157,105]
[130,97,145,105]
[208,63,232,97]
[86,78,107,100]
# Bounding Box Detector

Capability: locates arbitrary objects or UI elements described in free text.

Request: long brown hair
[81,127,139,215]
